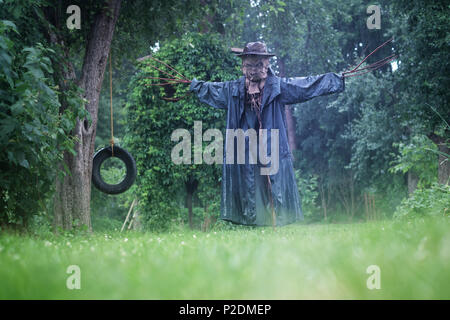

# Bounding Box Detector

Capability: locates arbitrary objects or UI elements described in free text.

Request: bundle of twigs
[342,38,397,78]
[144,56,191,101]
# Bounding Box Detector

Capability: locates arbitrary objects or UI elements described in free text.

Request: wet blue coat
[190,70,345,226]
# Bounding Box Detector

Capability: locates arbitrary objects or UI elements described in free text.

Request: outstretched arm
[189,79,229,109]
[280,72,345,105]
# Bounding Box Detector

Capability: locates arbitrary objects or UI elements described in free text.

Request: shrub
[125,33,240,231]
[0,20,84,228]
[394,183,450,219]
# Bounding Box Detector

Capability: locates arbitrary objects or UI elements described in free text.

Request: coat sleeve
[279,72,345,105]
[189,78,229,109]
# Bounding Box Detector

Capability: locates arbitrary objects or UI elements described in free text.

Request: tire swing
[92,145,136,194]
[92,54,136,195]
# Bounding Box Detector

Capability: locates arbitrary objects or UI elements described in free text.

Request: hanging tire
[92,145,137,195]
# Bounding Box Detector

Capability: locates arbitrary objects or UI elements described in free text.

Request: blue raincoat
[190,69,345,226]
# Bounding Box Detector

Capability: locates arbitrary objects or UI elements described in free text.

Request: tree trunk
[349,170,355,220]
[185,177,198,229]
[50,32,78,230]
[320,182,327,221]
[53,0,122,231]
[278,57,297,159]
[285,106,297,157]
[407,171,419,195]
[428,133,450,185]
[437,142,450,185]
[198,0,225,35]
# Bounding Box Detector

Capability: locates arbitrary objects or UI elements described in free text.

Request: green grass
[0,217,449,299]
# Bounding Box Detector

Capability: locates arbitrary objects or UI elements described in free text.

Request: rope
[267,175,276,230]
[109,53,114,156]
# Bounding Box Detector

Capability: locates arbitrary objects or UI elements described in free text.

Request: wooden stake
[121,198,136,232]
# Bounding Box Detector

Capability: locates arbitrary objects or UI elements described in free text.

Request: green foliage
[252,0,343,75]
[390,0,450,136]
[340,73,404,185]
[394,183,450,219]
[0,0,446,229]
[125,33,241,230]
[99,158,126,185]
[0,19,83,227]
[389,135,438,186]
[91,214,123,232]
[90,184,135,232]
[295,170,319,218]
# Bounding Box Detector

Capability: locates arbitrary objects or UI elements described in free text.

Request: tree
[41,0,122,231]
[125,33,240,230]
[37,0,206,231]
[390,0,449,185]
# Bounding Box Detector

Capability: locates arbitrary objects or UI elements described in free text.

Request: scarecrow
[146,40,395,228]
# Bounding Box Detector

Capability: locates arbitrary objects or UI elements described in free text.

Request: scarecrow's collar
[235,67,280,106]
[235,68,281,122]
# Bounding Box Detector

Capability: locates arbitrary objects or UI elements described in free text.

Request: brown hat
[237,42,275,57]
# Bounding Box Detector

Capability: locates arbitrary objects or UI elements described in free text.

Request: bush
[91,215,122,232]
[0,20,83,228]
[389,134,438,187]
[125,32,240,231]
[295,169,319,218]
[394,183,450,219]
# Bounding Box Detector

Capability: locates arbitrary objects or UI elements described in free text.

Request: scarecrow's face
[241,56,270,82]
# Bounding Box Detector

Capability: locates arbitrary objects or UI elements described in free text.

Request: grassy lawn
[0,217,449,299]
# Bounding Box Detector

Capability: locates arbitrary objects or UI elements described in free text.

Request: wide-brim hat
[236,42,276,57]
